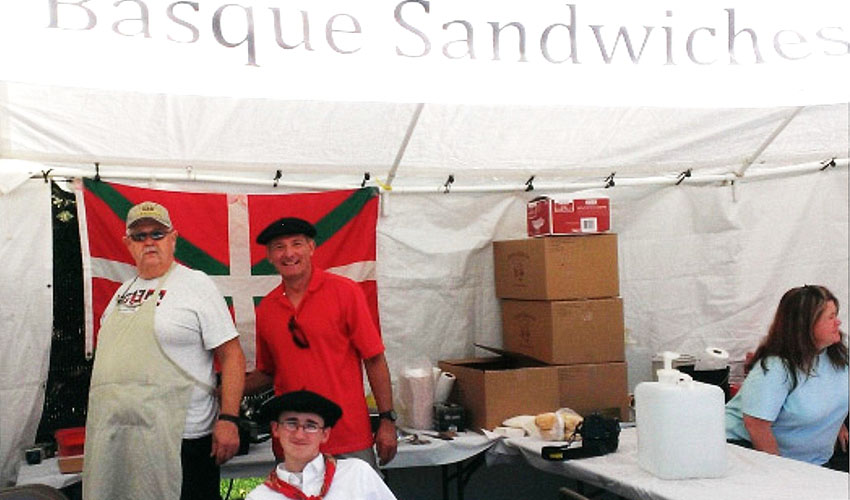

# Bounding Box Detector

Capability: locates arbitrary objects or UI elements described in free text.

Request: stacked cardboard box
[441,233,629,431]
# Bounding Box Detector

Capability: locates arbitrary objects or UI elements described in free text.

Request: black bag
[541,413,620,461]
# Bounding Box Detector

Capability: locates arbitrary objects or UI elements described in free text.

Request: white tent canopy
[1,0,848,487]
[1,88,847,189]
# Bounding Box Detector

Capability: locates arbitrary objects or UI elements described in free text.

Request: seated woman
[726,285,849,467]
[247,390,397,500]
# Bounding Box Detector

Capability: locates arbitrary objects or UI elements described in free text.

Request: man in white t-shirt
[83,201,246,500]
[246,390,397,500]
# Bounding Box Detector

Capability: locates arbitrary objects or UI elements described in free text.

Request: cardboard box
[438,356,560,431]
[493,234,619,300]
[527,196,611,237]
[557,362,630,422]
[58,455,84,474]
[55,426,85,473]
[439,353,630,430]
[501,297,625,365]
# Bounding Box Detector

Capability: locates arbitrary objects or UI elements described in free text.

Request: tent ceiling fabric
[1,81,847,187]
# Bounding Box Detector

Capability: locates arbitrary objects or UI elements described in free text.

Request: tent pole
[736,106,805,177]
[20,158,847,194]
[384,103,425,189]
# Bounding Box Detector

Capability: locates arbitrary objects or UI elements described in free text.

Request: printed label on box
[527,196,610,236]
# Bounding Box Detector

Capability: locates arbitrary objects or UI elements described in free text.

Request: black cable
[223,478,234,500]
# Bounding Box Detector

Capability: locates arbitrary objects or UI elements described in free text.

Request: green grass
[220,477,265,500]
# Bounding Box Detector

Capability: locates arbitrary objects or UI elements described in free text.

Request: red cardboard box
[527,195,610,236]
[55,427,85,457]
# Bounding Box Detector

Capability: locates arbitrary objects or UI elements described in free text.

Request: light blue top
[725,351,848,465]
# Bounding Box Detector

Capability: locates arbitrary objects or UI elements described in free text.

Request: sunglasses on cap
[128,230,171,242]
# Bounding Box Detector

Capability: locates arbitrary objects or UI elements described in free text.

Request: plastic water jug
[635,351,727,479]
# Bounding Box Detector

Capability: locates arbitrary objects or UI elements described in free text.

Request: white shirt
[246,455,397,500]
[102,264,239,437]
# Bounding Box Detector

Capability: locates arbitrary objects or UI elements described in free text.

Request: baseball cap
[126,201,173,230]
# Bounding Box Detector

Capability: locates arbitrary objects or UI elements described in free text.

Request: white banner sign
[0,0,848,106]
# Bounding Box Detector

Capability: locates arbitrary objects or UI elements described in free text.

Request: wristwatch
[378,409,398,422]
[218,413,240,425]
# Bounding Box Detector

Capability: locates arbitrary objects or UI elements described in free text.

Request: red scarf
[264,455,337,500]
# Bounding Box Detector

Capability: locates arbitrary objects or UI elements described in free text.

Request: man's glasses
[128,230,170,242]
[288,316,309,349]
[279,419,323,434]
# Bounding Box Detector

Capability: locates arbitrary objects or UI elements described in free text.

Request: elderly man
[83,201,246,500]
[245,217,397,470]
[246,390,397,500]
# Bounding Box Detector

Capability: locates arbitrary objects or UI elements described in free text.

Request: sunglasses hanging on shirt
[288,316,309,349]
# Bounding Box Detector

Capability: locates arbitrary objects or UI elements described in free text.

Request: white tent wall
[0,179,52,486]
[612,172,849,371]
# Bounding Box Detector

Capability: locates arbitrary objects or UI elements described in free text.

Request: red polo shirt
[255,266,384,455]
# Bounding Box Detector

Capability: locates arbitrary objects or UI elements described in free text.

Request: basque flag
[76,179,379,369]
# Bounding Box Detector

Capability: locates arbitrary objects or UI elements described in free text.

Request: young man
[246,390,397,500]
[245,217,397,469]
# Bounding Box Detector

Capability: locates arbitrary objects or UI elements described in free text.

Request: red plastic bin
[55,427,86,457]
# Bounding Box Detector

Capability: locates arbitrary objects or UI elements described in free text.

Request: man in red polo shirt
[245,217,397,469]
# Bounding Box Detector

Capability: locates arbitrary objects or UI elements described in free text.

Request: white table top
[17,430,498,486]
[225,429,496,478]
[15,458,80,490]
[488,426,849,500]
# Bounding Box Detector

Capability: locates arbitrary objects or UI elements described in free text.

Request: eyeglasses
[128,230,170,242]
[279,419,323,433]
[288,316,309,349]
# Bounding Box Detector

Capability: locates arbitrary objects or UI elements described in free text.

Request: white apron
[83,268,208,500]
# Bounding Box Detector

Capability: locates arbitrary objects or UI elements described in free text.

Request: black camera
[541,413,620,461]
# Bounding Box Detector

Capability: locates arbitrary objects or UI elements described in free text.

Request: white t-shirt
[102,264,239,438]
[246,455,397,500]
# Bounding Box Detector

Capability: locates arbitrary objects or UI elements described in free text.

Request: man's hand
[375,419,398,466]
[839,424,848,452]
[211,419,241,465]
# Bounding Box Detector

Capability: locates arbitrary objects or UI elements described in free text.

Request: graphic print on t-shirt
[117,287,167,312]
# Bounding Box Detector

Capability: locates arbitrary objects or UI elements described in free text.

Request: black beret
[256,217,317,245]
[258,390,343,428]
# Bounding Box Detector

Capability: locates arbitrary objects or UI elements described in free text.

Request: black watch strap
[378,410,397,422]
[218,413,240,424]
